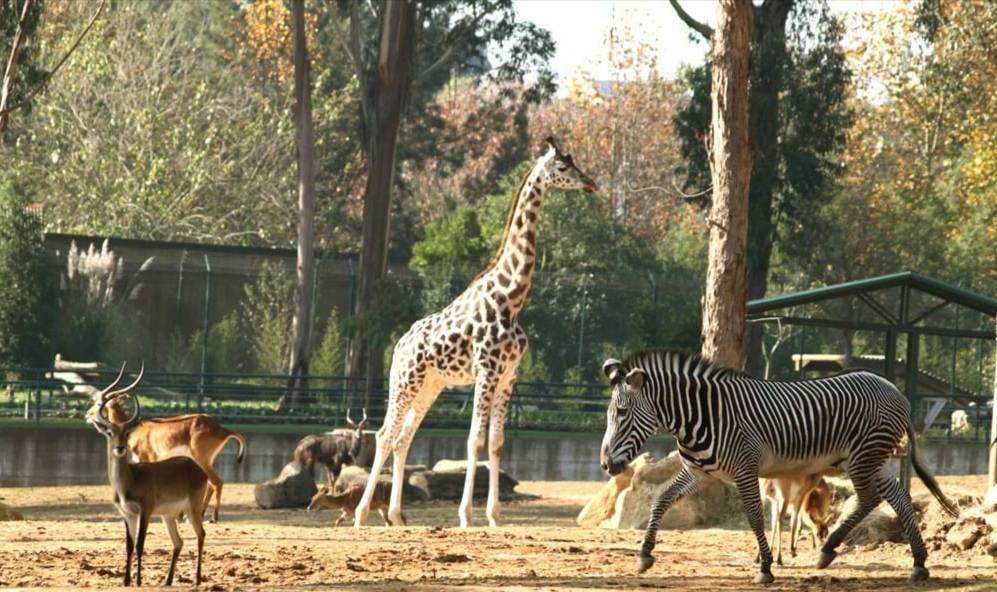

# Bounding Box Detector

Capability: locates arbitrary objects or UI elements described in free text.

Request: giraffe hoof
[753,571,774,584]
[910,566,929,581]
[636,554,655,573]
[816,550,837,569]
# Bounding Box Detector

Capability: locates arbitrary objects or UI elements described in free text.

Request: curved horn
[358,408,368,429]
[97,362,127,402]
[107,362,144,400]
[345,408,355,427]
[124,386,141,427]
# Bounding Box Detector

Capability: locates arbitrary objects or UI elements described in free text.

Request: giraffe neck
[489,158,550,313]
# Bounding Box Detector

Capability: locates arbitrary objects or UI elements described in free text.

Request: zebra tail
[907,424,959,518]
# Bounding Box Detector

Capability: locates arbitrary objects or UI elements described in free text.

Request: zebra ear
[602,358,623,382]
[624,368,647,391]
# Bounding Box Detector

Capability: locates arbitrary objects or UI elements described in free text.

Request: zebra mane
[622,349,747,379]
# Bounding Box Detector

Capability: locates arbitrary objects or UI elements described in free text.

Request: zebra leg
[734,472,775,584]
[636,466,702,574]
[877,473,930,581]
[817,472,882,569]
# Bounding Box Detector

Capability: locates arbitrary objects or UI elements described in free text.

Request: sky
[513,0,901,84]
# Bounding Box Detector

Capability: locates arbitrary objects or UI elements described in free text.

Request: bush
[0,179,56,368]
[240,261,294,374]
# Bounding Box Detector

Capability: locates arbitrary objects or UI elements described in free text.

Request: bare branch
[0,0,107,122]
[668,0,714,41]
[671,169,712,201]
[414,7,488,85]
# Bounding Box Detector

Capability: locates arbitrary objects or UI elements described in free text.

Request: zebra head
[600,357,655,476]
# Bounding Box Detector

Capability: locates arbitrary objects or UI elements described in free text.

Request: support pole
[901,331,919,491]
[986,319,997,506]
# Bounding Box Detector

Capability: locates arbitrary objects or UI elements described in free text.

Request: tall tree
[280,0,318,411]
[671,0,851,371]
[338,0,555,405]
[700,0,752,369]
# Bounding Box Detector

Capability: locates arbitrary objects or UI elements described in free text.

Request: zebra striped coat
[599,349,956,584]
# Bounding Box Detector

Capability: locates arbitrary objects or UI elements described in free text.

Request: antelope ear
[602,358,623,382]
[624,368,647,391]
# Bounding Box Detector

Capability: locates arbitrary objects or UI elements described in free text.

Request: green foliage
[0,178,55,367]
[0,0,46,130]
[240,262,294,373]
[312,307,344,376]
[410,208,492,311]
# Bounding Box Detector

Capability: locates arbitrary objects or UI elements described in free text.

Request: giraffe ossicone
[353,137,597,528]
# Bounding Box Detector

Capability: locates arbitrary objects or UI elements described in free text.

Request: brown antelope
[308,481,401,527]
[87,364,209,587]
[86,373,247,523]
[760,474,834,565]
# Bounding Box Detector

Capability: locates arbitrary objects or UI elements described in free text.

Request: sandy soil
[0,477,994,591]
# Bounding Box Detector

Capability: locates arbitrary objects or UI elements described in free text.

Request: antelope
[760,474,833,565]
[87,364,209,587]
[293,409,368,490]
[86,373,247,523]
[308,481,400,526]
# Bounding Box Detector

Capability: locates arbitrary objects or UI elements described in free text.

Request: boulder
[334,464,431,502]
[605,451,741,530]
[0,502,23,521]
[577,453,651,528]
[422,460,519,501]
[254,461,318,509]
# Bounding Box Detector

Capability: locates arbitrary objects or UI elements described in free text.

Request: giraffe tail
[907,424,959,518]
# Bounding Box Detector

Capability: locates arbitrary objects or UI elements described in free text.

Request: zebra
[599,349,958,584]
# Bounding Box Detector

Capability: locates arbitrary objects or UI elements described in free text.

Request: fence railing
[1,367,991,443]
[0,367,611,432]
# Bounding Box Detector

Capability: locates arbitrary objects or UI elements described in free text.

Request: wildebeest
[293,409,367,489]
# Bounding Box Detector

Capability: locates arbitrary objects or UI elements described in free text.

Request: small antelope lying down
[760,474,833,565]
[88,364,209,586]
[86,374,247,523]
[308,481,402,526]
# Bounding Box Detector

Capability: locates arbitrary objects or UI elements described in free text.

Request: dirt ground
[1,477,995,591]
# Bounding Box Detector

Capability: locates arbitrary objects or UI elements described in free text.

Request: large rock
[254,461,318,509]
[0,502,23,521]
[577,453,651,527]
[334,464,430,501]
[422,459,519,501]
[605,451,741,530]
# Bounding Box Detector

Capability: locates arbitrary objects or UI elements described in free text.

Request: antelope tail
[907,424,959,518]
[227,431,247,464]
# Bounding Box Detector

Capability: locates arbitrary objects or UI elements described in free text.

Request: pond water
[0,425,988,487]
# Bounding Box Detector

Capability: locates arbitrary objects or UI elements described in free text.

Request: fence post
[198,254,211,412]
[34,370,41,422]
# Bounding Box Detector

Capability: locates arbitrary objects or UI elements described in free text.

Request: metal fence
[0,366,610,433]
[2,365,991,444]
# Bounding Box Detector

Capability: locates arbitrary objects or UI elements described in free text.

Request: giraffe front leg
[486,377,514,527]
[458,372,495,528]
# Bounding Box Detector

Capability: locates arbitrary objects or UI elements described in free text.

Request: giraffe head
[539,136,598,193]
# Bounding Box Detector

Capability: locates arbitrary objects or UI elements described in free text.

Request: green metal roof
[747,271,997,316]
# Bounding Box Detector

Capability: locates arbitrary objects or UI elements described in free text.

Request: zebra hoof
[910,566,930,581]
[816,550,837,569]
[753,571,774,584]
[636,554,655,573]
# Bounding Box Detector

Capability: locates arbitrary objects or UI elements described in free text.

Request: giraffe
[354,137,598,528]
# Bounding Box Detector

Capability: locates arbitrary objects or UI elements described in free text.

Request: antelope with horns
[86,371,247,523]
[293,409,367,490]
[88,364,210,587]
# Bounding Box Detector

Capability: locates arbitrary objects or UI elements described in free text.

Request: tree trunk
[701,0,753,370]
[279,0,317,412]
[0,0,33,135]
[347,1,417,410]
[744,0,792,375]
